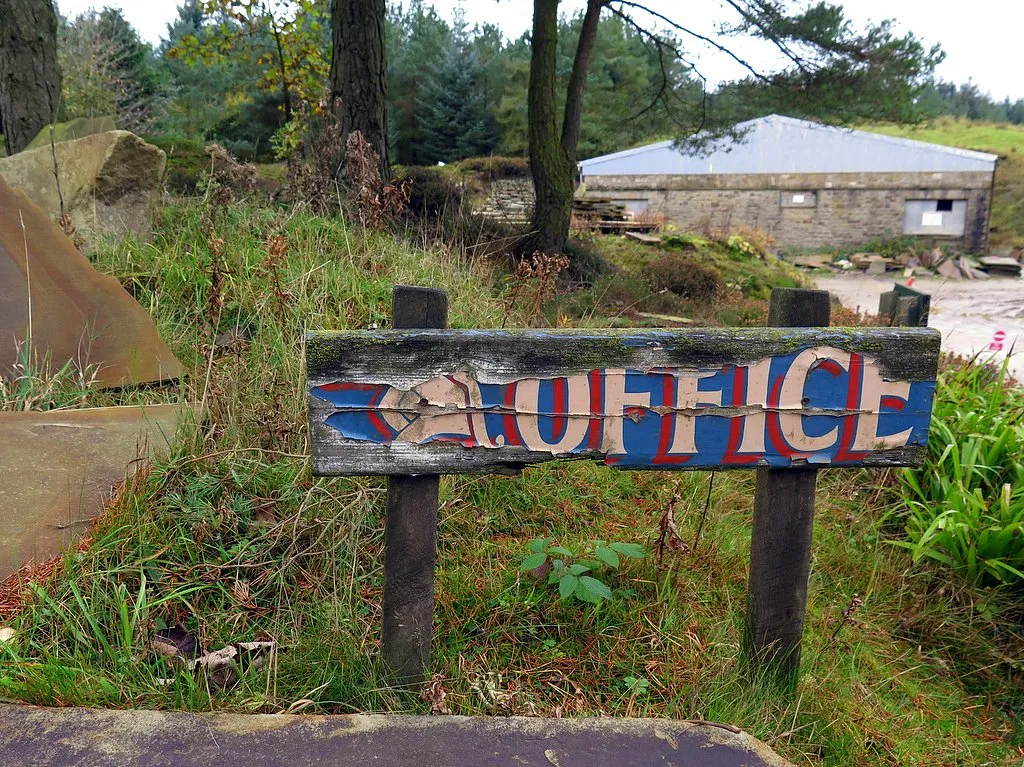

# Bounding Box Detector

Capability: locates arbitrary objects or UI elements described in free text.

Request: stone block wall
[583,171,994,252]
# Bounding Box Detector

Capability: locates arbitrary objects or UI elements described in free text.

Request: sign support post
[743,288,831,686]
[381,285,448,682]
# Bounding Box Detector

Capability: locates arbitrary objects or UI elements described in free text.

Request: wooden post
[895,296,920,328]
[743,287,831,687]
[382,285,448,682]
[878,290,897,324]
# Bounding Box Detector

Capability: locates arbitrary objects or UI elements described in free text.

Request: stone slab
[0,130,165,245]
[0,705,792,767]
[0,405,180,578]
[0,176,184,388]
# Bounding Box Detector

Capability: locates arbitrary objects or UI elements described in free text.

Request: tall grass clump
[896,357,1024,585]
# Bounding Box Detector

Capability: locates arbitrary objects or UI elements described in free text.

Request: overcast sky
[55,0,1024,101]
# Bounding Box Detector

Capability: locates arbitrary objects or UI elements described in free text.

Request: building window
[612,199,649,217]
[780,191,817,208]
[903,199,967,236]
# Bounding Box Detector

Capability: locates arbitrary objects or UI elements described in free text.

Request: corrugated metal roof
[578,115,998,176]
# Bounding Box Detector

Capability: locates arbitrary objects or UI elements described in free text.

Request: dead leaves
[420,673,450,715]
[153,625,276,689]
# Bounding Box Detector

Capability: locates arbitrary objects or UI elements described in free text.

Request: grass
[866,117,1024,249]
[554,230,806,328]
[0,196,1021,765]
[896,358,1024,585]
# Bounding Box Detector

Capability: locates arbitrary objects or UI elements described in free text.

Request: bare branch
[612,0,771,83]
[604,5,707,133]
[721,0,810,75]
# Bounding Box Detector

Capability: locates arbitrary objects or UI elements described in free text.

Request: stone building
[577,115,997,252]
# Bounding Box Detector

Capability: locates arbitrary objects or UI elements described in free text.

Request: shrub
[642,253,724,302]
[148,134,208,195]
[729,226,777,257]
[397,167,470,219]
[895,358,1024,585]
[562,237,608,284]
[458,155,530,178]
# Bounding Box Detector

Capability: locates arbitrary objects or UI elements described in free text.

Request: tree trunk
[0,0,61,155]
[526,0,603,255]
[330,0,390,180]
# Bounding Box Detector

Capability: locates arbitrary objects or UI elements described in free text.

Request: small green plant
[519,537,645,605]
[623,675,650,695]
[894,356,1024,585]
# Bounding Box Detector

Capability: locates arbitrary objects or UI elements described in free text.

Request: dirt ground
[814,273,1024,379]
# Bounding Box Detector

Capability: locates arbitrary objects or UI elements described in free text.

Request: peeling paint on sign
[309,340,937,473]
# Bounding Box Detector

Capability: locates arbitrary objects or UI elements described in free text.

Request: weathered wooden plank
[307,327,940,476]
[745,287,829,688]
[381,285,447,682]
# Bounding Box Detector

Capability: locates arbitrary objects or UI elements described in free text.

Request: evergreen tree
[419,25,499,163]
[387,1,452,165]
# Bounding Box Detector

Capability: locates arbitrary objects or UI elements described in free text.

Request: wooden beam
[744,287,829,688]
[381,285,448,683]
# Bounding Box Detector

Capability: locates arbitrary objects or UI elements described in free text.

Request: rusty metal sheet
[0,405,180,578]
[0,705,793,766]
[0,176,183,388]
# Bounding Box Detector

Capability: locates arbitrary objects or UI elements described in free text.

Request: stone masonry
[584,171,994,252]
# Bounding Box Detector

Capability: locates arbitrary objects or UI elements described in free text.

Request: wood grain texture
[382,285,446,682]
[307,327,940,476]
[743,288,830,687]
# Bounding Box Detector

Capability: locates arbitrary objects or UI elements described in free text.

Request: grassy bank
[0,199,1020,765]
[867,117,1024,249]
[555,231,806,328]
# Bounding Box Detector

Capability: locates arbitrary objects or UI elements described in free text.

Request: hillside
[866,117,1024,248]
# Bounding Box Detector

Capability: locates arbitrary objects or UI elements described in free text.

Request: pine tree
[419,30,498,164]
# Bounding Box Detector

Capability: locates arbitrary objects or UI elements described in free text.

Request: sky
[55,0,1024,102]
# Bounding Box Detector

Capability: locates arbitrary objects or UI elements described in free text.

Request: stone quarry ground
[817,273,1024,378]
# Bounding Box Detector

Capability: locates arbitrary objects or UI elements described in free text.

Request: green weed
[895,357,1024,584]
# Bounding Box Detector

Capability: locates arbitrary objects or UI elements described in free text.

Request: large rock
[24,116,117,151]
[0,130,165,245]
[0,175,184,388]
[0,405,181,579]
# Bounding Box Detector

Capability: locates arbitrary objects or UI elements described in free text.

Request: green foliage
[519,537,645,606]
[457,155,529,178]
[895,359,1024,585]
[705,4,943,131]
[418,28,499,164]
[1,341,98,412]
[641,253,725,302]
[157,1,278,153]
[57,8,164,131]
[168,0,329,139]
[147,134,210,194]
[395,166,469,219]
[0,197,1020,762]
[917,80,1024,125]
[387,1,456,166]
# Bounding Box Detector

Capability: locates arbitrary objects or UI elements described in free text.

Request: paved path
[816,274,1024,379]
[0,704,791,766]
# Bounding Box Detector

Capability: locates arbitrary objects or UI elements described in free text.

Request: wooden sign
[308,327,940,476]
